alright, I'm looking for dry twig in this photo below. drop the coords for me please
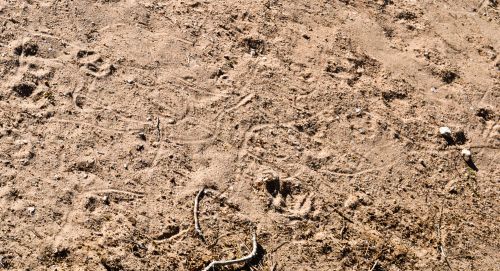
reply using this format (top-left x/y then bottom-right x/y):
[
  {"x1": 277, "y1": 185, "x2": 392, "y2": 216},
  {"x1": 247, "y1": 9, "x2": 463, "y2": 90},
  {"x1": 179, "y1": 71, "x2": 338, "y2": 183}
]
[
  {"x1": 437, "y1": 201, "x2": 453, "y2": 270},
  {"x1": 334, "y1": 209, "x2": 354, "y2": 223},
  {"x1": 340, "y1": 219, "x2": 347, "y2": 240},
  {"x1": 194, "y1": 187, "x2": 205, "y2": 242},
  {"x1": 269, "y1": 241, "x2": 288, "y2": 254},
  {"x1": 369, "y1": 260, "x2": 379, "y2": 271},
  {"x1": 202, "y1": 233, "x2": 258, "y2": 271},
  {"x1": 156, "y1": 117, "x2": 161, "y2": 142}
]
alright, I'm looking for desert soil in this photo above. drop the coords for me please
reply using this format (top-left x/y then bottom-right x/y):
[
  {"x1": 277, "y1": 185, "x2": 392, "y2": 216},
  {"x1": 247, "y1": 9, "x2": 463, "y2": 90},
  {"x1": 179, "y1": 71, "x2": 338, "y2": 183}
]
[{"x1": 0, "y1": 0, "x2": 499, "y2": 270}]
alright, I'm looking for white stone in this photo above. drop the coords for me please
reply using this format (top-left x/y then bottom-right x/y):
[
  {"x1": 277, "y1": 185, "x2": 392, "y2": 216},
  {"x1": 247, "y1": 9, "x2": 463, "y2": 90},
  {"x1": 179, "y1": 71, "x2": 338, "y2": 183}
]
[
  {"x1": 27, "y1": 207, "x2": 36, "y2": 215},
  {"x1": 439, "y1": 127, "x2": 451, "y2": 136},
  {"x1": 461, "y1": 149, "x2": 472, "y2": 161}
]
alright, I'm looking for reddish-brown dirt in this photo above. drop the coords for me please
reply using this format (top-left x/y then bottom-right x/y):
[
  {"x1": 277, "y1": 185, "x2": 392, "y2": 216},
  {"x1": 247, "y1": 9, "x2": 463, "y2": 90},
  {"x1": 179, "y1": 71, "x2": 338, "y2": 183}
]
[{"x1": 0, "y1": 0, "x2": 499, "y2": 270}]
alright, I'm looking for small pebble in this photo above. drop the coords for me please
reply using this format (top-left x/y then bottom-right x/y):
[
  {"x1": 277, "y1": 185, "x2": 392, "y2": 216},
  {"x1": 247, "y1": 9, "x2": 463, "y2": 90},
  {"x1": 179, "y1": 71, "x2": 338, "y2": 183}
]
[
  {"x1": 27, "y1": 206, "x2": 36, "y2": 215},
  {"x1": 461, "y1": 149, "x2": 472, "y2": 161},
  {"x1": 344, "y1": 194, "x2": 361, "y2": 209},
  {"x1": 419, "y1": 159, "x2": 426, "y2": 167},
  {"x1": 272, "y1": 194, "x2": 285, "y2": 209},
  {"x1": 439, "y1": 126, "x2": 452, "y2": 137},
  {"x1": 439, "y1": 127, "x2": 454, "y2": 144},
  {"x1": 445, "y1": 180, "x2": 458, "y2": 194}
]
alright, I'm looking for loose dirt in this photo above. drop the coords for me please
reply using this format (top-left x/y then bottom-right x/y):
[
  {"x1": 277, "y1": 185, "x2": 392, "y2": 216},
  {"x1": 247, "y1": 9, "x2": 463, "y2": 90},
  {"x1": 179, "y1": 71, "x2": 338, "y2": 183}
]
[{"x1": 0, "y1": 0, "x2": 499, "y2": 270}]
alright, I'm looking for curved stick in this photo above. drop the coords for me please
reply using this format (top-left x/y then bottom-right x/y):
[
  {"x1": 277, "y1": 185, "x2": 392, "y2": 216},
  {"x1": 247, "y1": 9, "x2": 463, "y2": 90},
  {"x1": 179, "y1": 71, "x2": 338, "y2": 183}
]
[
  {"x1": 194, "y1": 187, "x2": 205, "y2": 241},
  {"x1": 202, "y1": 233, "x2": 258, "y2": 271}
]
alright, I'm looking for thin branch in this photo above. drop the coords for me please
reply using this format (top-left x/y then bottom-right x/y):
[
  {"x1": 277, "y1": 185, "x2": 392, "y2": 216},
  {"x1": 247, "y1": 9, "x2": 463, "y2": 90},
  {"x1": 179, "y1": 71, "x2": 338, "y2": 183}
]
[
  {"x1": 270, "y1": 241, "x2": 288, "y2": 254},
  {"x1": 369, "y1": 260, "x2": 379, "y2": 271},
  {"x1": 194, "y1": 187, "x2": 205, "y2": 242},
  {"x1": 437, "y1": 200, "x2": 452, "y2": 270},
  {"x1": 439, "y1": 245, "x2": 453, "y2": 270},
  {"x1": 202, "y1": 233, "x2": 258, "y2": 271},
  {"x1": 437, "y1": 201, "x2": 444, "y2": 241},
  {"x1": 334, "y1": 209, "x2": 354, "y2": 223},
  {"x1": 156, "y1": 117, "x2": 161, "y2": 142},
  {"x1": 340, "y1": 218, "x2": 347, "y2": 240}
]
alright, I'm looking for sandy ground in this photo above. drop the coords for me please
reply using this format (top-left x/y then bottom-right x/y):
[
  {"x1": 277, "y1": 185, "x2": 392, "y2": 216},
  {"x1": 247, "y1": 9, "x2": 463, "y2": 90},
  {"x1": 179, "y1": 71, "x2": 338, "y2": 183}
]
[{"x1": 0, "y1": 0, "x2": 499, "y2": 270}]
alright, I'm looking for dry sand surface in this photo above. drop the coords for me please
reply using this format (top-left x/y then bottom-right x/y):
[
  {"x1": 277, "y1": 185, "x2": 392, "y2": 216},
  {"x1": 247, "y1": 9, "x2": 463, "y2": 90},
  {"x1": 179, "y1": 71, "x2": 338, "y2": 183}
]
[{"x1": 0, "y1": 0, "x2": 499, "y2": 270}]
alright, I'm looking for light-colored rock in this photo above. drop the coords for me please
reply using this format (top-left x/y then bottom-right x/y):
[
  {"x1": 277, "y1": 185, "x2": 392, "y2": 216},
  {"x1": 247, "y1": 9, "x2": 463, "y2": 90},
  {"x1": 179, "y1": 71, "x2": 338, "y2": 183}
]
[
  {"x1": 27, "y1": 206, "x2": 36, "y2": 215},
  {"x1": 461, "y1": 149, "x2": 472, "y2": 161},
  {"x1": 439, "y1": 126, "x2": 451, "y2": 137}
]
